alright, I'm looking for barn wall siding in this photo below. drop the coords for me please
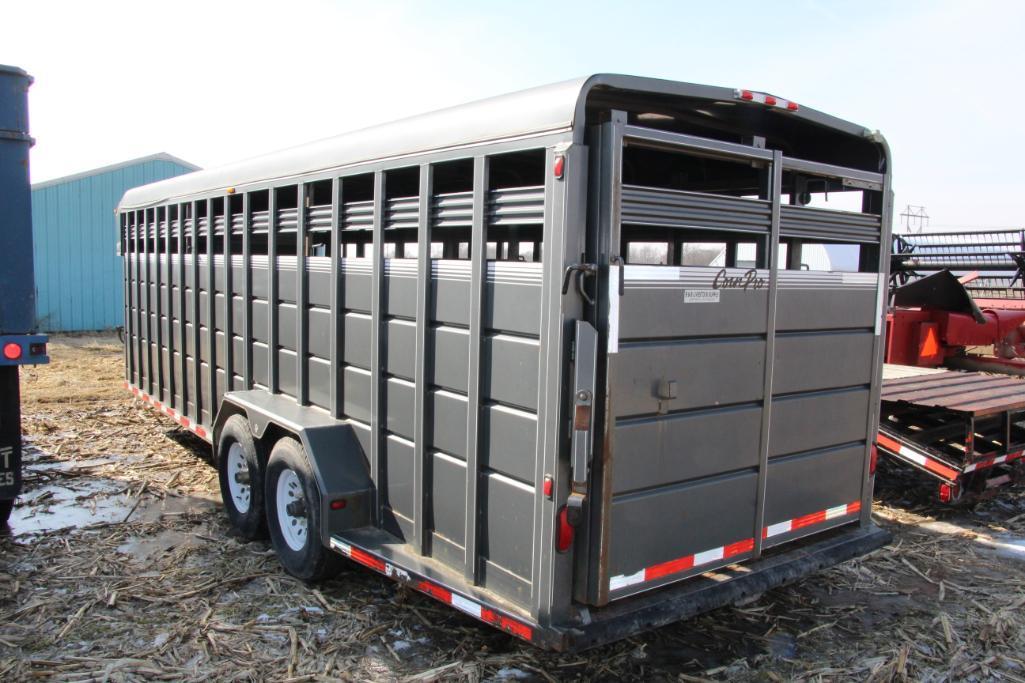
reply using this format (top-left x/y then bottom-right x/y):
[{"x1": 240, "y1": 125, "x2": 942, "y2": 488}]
[{"x1": 32, "y1": 156, "x2": 196, "y2": 332}]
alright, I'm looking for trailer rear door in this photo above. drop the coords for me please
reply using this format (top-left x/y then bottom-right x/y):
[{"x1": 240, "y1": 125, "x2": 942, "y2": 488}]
[{"x1": 582, "y1": 121, "x2": 887, "y2": 603}]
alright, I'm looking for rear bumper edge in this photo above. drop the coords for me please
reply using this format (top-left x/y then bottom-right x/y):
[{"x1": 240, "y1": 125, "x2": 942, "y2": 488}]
[{"x1": 558, "y1": 522, "x2": 891, "y2": 651}]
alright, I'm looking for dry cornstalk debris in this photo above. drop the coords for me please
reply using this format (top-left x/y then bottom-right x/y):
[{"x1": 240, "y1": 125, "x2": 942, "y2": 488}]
[{"x1": 0, "y1": 334, "x2": 1023, "y2": 681}]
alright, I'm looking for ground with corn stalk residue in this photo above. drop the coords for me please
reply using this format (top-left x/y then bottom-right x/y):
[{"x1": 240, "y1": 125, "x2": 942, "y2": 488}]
[{"x1": 1, "y1": 335, "x2": 1024, "y2": 681}]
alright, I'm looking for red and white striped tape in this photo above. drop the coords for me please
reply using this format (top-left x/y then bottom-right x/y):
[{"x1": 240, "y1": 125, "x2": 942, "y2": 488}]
[
  {"x1": 610, "y1": 500, "x2": 861, "y2": 592},
  {"x1": 763, "y1": 501, "x2": 861, "y2": 539},
  {"x1": 329, "y1": 538, "x2": 533, "y2": 642},
  {"x1": 125, "y1": 381, "x2": 209, "y2": 441},
  {"x1": 877, "y1": 433, "x2": 958, "y2": 481},
  {"x1": 964, "y1": 450, "x2": 1024, "y2": 473}
]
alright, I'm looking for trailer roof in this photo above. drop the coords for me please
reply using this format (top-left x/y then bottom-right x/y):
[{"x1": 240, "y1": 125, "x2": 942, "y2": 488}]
[{"x1": 118, "y1": 74, "x2": 880, "y2": 210}]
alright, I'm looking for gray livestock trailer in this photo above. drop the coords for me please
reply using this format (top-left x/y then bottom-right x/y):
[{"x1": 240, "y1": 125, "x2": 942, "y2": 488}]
[{"x1": 119, "y1": 74, "x2": 892, "y2": 650}]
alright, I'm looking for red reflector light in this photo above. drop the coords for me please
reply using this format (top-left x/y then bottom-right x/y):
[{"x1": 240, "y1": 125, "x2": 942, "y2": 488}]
[
  {"x1": 869, "y1": 443, "x2": 879, "y2": 475},
  {"x1": 330, "y1": 499, "x2": 347, "y2": 510},
  {"x1": 553, "y1": 155, "x2": 565, "y2": 179},
  {"x1": 3, "y1": 343, "x2": 22, "y2": 360},
  {"x1": 938, "y1": 483, "x2": 954, "y2": 504},
  {"x1": 736, "y1": 88, "x2": 798, "y2": 112},
  {"x1": 542, "y1": 476, "x2": 553, "y2": 499},
  {"x1": 556, "y1": 506, "x2": 574, "y2": 553}
]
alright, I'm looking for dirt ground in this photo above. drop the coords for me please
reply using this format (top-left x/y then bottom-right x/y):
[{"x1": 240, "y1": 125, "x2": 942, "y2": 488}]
[{"x1": 1, "y1": 336, "x2": 1024, "y2": 682}]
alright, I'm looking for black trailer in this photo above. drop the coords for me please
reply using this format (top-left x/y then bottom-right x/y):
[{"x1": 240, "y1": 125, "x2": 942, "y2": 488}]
[
  {"x1": 0, "y1": 65, "x2": 49, "y2": 524},
  {"x1": 119, "y1": 75, "x2": 892, "y2": 650}
]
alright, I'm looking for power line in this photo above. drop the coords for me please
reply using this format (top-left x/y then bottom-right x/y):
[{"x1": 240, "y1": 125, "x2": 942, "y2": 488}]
[{"x1": 899, "y1": 204, "x2": 929, "y2": 233}]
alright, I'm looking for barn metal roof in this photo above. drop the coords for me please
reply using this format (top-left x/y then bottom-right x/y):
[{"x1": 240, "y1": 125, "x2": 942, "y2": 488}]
[
  {"x1": 32, "y1": 153, "x2": 199, "y2": 190},
  {"x1": 118, "y1": 74, "x2": 878, "y2": 210}
]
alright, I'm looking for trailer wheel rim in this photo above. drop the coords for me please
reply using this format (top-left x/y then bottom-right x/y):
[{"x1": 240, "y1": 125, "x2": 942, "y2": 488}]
[
  {"x1": 226, "y1": 443, "x2": 251, "y2": 514},
  {"x1": 276, "y1": 468, "x2": 308, "y2": 552}
]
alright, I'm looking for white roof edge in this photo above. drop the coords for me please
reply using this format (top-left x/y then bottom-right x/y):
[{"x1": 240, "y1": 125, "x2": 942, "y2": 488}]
[
  {"x1": 119, "y1": 76, "x2": 593, "y2": 210},
  {"x1": 117, "y1": 73, "x2": 878, "y2": 211},
  {"x1": 32, "y1": 152, "x2": 200, "y2": 191}
]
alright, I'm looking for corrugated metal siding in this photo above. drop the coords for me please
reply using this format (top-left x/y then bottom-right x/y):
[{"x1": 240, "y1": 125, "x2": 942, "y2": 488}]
[{"x1": 32, "y1": 159, "x2": 195, "y2": 332}]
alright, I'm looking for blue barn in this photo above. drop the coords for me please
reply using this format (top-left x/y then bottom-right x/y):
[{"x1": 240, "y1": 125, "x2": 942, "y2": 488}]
[{"x1": 32, "y1": 153, "x2": 198, "y2": 332}]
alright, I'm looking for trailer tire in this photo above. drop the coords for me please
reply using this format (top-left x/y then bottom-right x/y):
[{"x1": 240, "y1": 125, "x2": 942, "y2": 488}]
[
  {"x1": 265, "y1": 437, "x2": 341, "y2": 582},
  {"x1": 0, "y1": 498, "x2": 12, "y2": 525},
  {"x1": 217, "y1": 415, "x2": 267, "y2": 540}
]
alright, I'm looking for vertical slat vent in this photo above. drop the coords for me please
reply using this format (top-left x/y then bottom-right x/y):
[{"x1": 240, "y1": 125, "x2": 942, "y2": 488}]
[
  {"x1": 432, "y1": 191, "x2": 473, "y2": 228},
  {"x1": 620, "y1": 185, "x2": 772, "y2": 233},
  {"x1": 779, "y1": 205, "x2": 880, "y2": 243},
  {"x1": 307, "y1": 205, "x2": 333, "y2": 232},
  {"x1": 488, "y1": 186, "x2": 545, "y2": 225},
  {"x1": 385, "y1": 196, "x2": 420, "y2": 230},
  {"x1": 344, "y1": 200, "x2": 374, "y2": 230}
]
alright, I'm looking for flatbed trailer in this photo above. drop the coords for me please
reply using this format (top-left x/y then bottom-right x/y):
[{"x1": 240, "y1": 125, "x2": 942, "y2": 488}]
[
  {"x1": 119, "y1": 74, "x2": 892, "y2": 649},
  {"x1": 877, "y1": 364, "x2": 1025, "y2": 502}
]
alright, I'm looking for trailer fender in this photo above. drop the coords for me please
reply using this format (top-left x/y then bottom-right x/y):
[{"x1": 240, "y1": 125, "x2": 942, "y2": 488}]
[{"x1": 214, "y1": 391, "x2": 373, "y2": 545}]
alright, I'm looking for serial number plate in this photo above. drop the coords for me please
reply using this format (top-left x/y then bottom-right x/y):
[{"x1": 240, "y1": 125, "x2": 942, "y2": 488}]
[{"x1": 683, "y1": 289, "x2": 720, "y2": 304}]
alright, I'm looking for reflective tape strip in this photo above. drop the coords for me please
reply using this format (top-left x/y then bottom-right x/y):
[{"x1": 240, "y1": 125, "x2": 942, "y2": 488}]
[
  {"x1": 451, "y1": 593, "x2": 482, "y2": 618},
  {"x1": 611, "y1": 536, "x2": 756, "y2": 590},
  {"x1": 877, "y1": 432, "x2": 960, "y2": 481},
  {"x1": 693, "y1": 546, "x2": 725, "y2": 566},
  {"x1": 824, "y1": 504, "x2": 850, "y2": 520},
  {"x1": 610, "y1": 569, "x2": 645, "y2": 591},
  {"x1": 610, "y1": 500, "x2": 861, "y2": 592},
  {"x1": 416, "y1": 580, "x2": 451, "y2": 603},
  {"x1": 125, "y1": 383, "x2": 210, "y2": 443},
  {"x1": 876, "y1": 433, "x2": 902, "y2": 453},
  {"x1": 964, "y1": 450, "x2": 1023, "y2": 473},
  {"x1": 328, "y1": 537, "x2": 534, "y2": 642}
]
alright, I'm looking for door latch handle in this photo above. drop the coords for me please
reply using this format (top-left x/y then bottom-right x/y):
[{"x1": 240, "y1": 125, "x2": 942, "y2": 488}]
[
  {"x1": 656, "y1": 379, "x2": 677, "y2": 415},
  {"x1": 657, "y1": 379, "x2": 678, "y2": 400},
  {"x1": 561, "y1": 263, "x2": 598, "y2": 306}
]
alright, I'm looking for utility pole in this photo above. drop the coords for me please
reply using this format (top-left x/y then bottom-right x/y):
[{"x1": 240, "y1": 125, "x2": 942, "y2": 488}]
[{"x1": 899, "y1": 204, "x2": 929, "y2": 233}]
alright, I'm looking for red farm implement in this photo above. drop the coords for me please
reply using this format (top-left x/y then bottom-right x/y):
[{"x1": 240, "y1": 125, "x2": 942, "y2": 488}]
[{"x1": 880, "y1": 229, "x2": 1025, "y2": 502}]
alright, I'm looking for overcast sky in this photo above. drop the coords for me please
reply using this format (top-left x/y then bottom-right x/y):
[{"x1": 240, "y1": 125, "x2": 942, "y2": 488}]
[{"x1": 4, "y1": 0, "x2": 1023, "y2": 231}]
